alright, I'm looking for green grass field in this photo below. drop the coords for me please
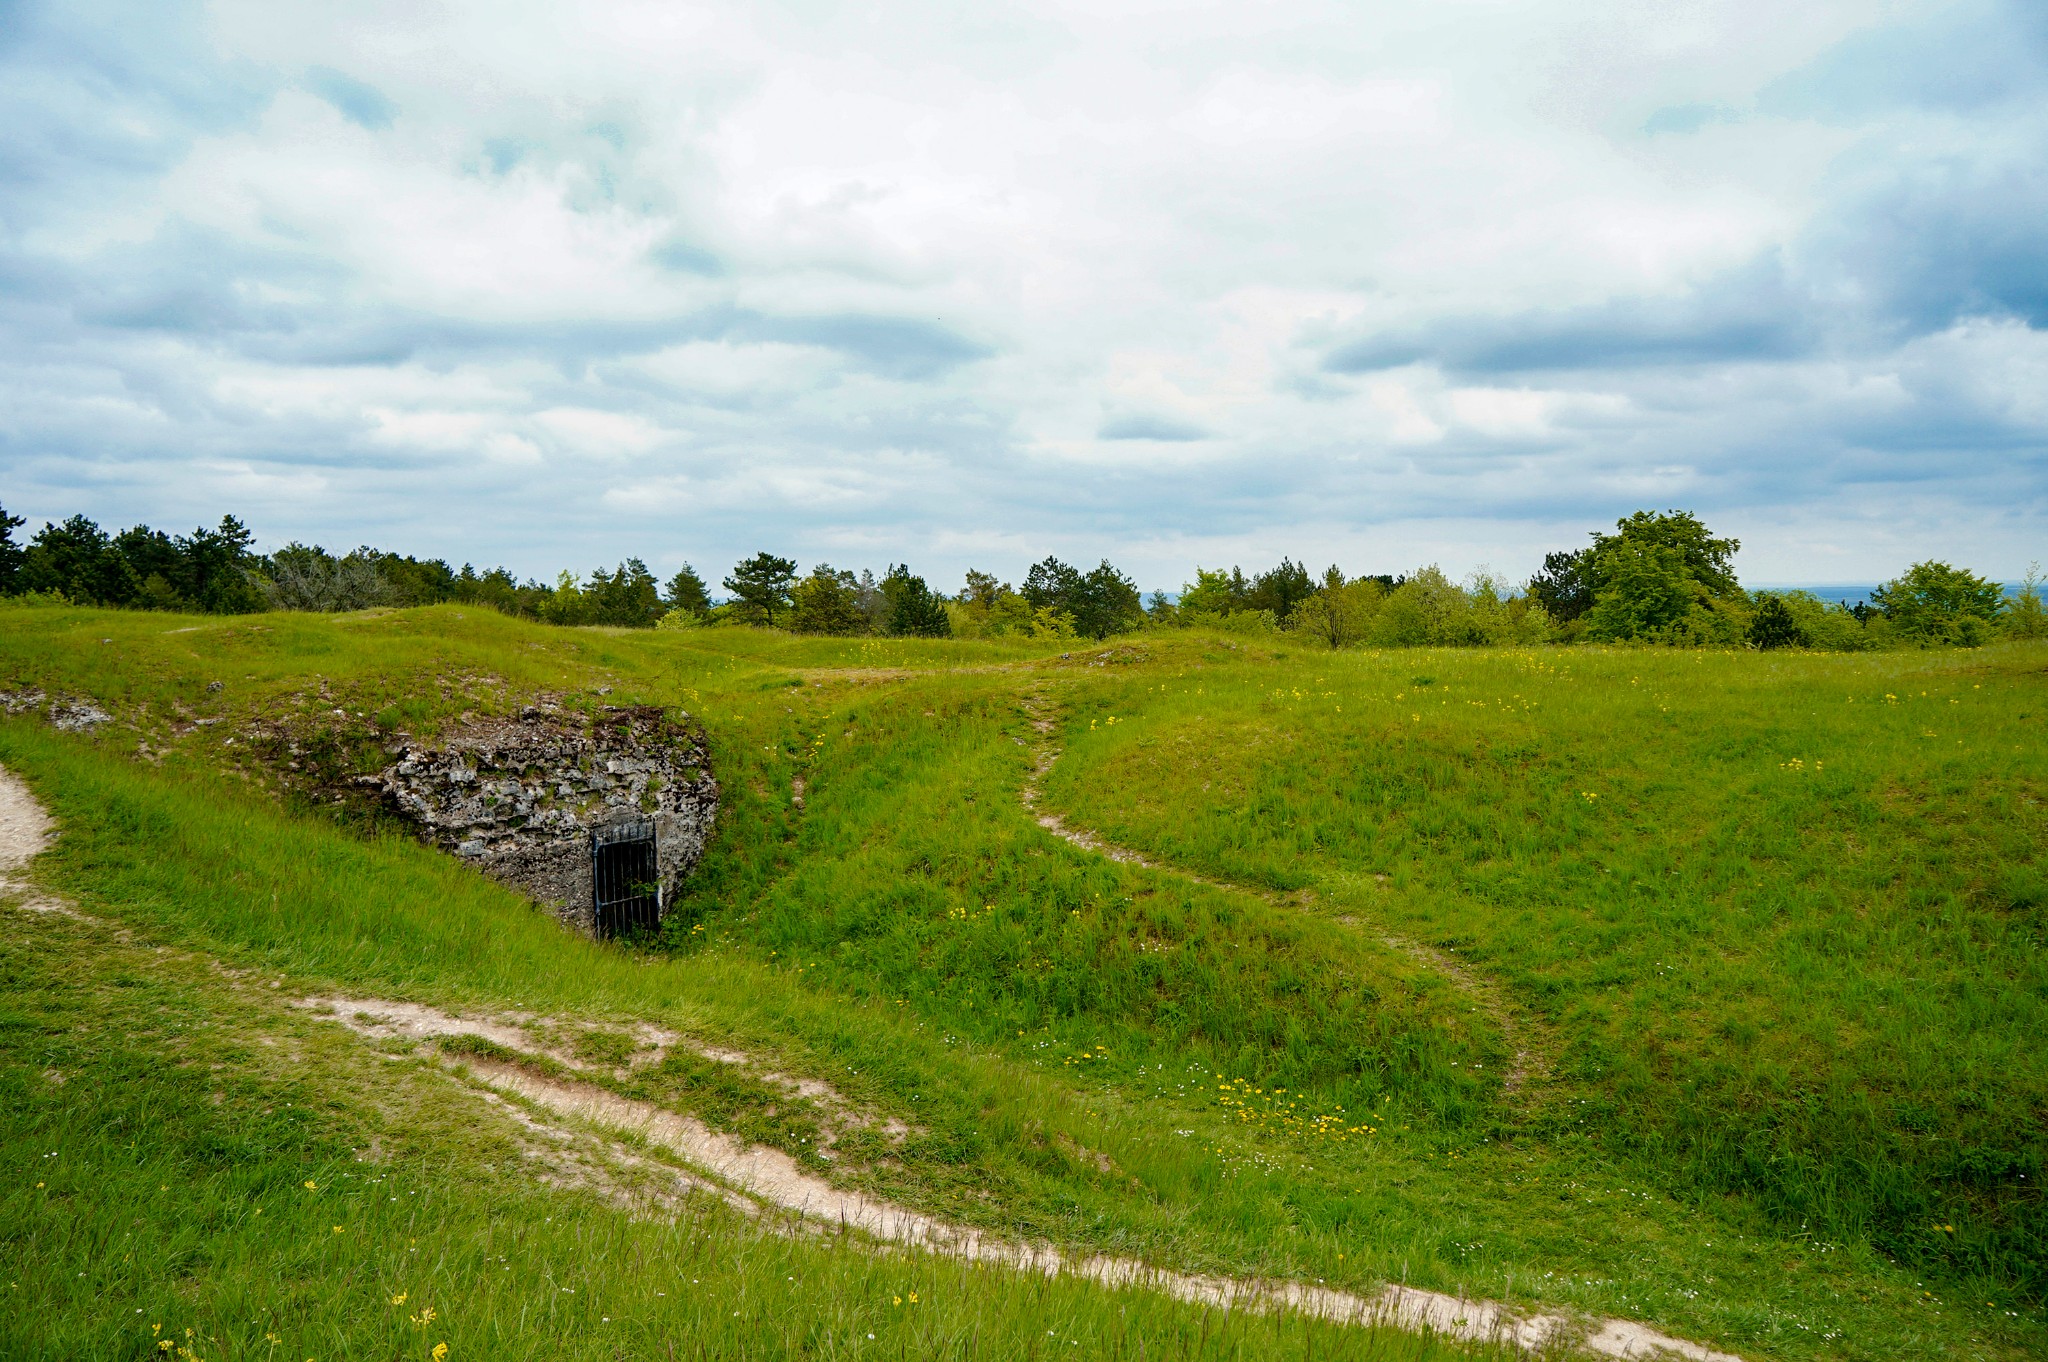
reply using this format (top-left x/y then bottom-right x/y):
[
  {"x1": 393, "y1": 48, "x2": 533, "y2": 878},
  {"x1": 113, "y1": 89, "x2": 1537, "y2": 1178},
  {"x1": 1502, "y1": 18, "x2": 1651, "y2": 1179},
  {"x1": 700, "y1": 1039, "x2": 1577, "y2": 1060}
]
[{"x1": 0, "y1": 602, "x2": 2042, "y2": 1360}]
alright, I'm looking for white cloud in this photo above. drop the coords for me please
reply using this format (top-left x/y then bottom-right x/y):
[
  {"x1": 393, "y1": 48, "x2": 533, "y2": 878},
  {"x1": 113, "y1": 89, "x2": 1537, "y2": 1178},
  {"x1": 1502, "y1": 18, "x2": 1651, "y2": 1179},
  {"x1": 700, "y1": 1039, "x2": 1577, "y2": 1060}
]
[{"x1": 1, "y1": 0, "x2": 2043, "y2": 587}]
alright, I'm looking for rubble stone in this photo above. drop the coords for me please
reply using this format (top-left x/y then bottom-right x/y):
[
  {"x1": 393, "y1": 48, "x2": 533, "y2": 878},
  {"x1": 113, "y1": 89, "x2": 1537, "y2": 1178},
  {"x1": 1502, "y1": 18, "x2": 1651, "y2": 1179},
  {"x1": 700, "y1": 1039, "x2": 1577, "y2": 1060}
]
[{"x1": 368, "y1": 704, "x2": 717, "y2": 934}]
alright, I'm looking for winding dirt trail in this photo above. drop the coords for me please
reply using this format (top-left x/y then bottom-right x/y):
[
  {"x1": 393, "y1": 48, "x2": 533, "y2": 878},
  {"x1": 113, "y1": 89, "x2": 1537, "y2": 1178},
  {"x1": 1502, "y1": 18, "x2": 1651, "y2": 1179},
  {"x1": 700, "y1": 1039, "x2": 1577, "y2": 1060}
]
[
  {"x1": 0, "y1": 759, "x2": 1738, "y2": 1360},
  {"x1": 301, "y1": 993, "x2": 1736, "y2": 1361},
  {"x1": 1015, "y1": 690, "x2": 1556, "y2": 1101}
]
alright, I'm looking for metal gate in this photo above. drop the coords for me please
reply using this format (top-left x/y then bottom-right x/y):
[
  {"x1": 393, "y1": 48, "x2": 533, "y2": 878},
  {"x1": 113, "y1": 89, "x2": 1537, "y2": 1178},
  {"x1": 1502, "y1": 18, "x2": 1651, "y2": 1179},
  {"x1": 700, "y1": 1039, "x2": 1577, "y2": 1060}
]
[{"x1": 591, "y1": 819, "x2": 660, "y2": 938}]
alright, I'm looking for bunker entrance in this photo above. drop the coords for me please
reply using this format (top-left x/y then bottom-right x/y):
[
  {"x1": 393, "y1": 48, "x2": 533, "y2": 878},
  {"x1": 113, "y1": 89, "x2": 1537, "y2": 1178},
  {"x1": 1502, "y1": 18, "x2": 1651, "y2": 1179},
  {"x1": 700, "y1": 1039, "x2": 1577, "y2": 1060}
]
[{"x1": 592, "y1": 819, "x2": 660, "y2": 939}]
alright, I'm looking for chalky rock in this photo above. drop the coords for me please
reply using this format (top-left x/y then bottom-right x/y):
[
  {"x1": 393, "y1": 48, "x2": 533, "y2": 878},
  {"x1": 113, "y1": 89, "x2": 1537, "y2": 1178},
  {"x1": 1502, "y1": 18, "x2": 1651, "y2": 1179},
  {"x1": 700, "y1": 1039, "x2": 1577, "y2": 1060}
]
[
  {"x1": 48, "y1": 701, "x2": 113, "y2": 732},
  {"x1": 372, "y1": 704, "x2": 717, "y2": 934},
  {"x1": 1, "y1": 690, "x2": 112, "y2": 731}
]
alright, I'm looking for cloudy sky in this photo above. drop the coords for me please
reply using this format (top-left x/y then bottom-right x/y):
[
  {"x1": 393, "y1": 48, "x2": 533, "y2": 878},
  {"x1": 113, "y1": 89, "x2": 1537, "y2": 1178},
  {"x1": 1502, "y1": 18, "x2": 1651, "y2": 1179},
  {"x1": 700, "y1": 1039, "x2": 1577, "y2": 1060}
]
[{"x1": 3, "y1": 0, "x2": 2044, "y2": 591}]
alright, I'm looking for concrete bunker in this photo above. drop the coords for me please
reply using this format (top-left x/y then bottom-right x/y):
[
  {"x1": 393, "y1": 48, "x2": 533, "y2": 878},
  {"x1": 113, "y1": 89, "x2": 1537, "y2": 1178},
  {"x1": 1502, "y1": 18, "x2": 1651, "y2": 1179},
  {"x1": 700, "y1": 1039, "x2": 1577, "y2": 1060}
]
[{"x1": 370, "y1": 703, "x2": 717, "y2": 936}]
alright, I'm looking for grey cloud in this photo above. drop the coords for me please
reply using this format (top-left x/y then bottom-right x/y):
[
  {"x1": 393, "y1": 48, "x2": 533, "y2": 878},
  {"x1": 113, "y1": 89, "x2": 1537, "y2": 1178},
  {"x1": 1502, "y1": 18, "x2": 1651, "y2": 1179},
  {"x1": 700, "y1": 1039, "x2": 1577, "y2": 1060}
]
[
  {"x1": 1324, "y1": 257, "x2": 1813, "y2": 377},
  {"x1": 0, "y1": 0, "x2": 268, "y2": 225},
  {"x1": 8, "y1": 213, "x2": 992, "y2": 380},
  {"x1": 1328, "y1": 98, "x2": 2048, "y2": 382},
  {"x1": 733, "y1": 314, "x2": 993, "y2": 380},
  {"x1": 1813, "y1": 140, "x2": 2048, "y2": 333}
]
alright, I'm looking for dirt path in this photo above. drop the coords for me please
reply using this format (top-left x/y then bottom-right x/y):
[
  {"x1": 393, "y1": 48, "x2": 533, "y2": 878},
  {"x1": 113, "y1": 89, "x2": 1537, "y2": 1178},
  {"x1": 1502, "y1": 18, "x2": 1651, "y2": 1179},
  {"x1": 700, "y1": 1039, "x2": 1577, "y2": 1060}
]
[
  {"x1": 302, "y1": 993, "x2": 1738, "y2": 1361},
  {"x1": 1015, "y1": 691, "x2": 1555, "y2": 1101},
  {"x1": 0, "y1": 758, "x2": 68, "y2": 916},
  {"x1": 0, "y1": 759, "x2": 1737, "y2": 1360}
]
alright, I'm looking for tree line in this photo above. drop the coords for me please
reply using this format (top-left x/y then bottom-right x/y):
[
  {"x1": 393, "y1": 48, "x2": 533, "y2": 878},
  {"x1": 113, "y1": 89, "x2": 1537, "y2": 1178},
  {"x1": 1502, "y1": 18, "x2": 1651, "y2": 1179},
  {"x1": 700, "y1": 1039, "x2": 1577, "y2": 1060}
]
[
  {"x1": 2, "y1": 503, "x2": 2039, "y2": 649},
  {"x1": 0, "y1": 507, "x2": 679, "y2": 626}
]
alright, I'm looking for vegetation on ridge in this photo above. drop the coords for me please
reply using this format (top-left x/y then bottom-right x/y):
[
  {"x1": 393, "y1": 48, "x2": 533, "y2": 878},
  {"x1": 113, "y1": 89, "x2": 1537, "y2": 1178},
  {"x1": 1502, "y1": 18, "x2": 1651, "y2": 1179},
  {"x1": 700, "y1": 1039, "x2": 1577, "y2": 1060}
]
[{"x1": 6, "y1": 502, "x2": 2040, "y2": 651}]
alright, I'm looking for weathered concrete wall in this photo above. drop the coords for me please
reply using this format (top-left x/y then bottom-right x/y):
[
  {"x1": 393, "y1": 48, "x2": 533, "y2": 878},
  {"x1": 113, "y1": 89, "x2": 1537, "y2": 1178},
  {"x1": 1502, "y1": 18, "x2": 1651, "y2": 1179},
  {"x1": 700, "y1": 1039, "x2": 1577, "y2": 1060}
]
[{"x1": 371, "y1": 703, "x2": 717, "y2": 934}]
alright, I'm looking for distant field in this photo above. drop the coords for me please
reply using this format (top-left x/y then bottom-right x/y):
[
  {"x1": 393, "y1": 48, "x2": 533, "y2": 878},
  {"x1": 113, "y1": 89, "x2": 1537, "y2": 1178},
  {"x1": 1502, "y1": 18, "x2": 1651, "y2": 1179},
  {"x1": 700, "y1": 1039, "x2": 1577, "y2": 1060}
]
[{"x1": 0, "y1": 603, "x2": 2041, "y2": 1360}]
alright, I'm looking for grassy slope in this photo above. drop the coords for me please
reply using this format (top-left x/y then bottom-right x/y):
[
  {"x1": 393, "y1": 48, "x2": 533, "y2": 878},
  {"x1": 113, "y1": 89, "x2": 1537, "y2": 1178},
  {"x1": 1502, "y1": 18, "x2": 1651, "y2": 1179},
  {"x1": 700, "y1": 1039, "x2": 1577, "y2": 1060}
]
[
  {"x1": 0, "y1": 900, "x2": 1496, "y2": 1362},
  {"x1": 0, "y1": 603, "x2": 2041, "y2": 1360},
  {"x1": 1041, "y1": 642, "x2": 2048, "y2": 1288}
]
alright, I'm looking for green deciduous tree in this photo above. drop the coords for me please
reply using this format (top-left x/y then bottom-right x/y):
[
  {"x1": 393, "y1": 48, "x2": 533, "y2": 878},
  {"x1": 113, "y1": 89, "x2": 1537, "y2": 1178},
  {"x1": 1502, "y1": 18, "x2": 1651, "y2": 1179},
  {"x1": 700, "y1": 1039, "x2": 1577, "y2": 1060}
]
[
  {"x1": 1288, "y1": 566, "x2": 1381, "y2": 649},
  {"x1": 1593, "y1": 509, "x2": 1741, "y2": 596},
  {"x1": 1578, "y1": 510, "x2": 1744, "y2": 644},
  {"x1": 1028, "y1": 604, "x2": 1078, "y2": 639},
  {"x1": 954, "y1": 570, "x2": 1033, "y2": 638},
  {"x1": 723, "y1": 552, "x2": 798, "y2": 627},
  {"x1": 537, "y1": 570, "x2": 590, "y2": 626},
  {"x1": 1176, "y1": 566, "x2": 1249, "y2": 618},
  {"x1": 1583, "y1": 539, "x2": 1699, "y2": 642},
  {"x1": 1871, "y1": 560, "x2": 2006, "y2": 646},
  {"x1": 790, "y1": 565, "x2": 870, "y2": 636}
]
